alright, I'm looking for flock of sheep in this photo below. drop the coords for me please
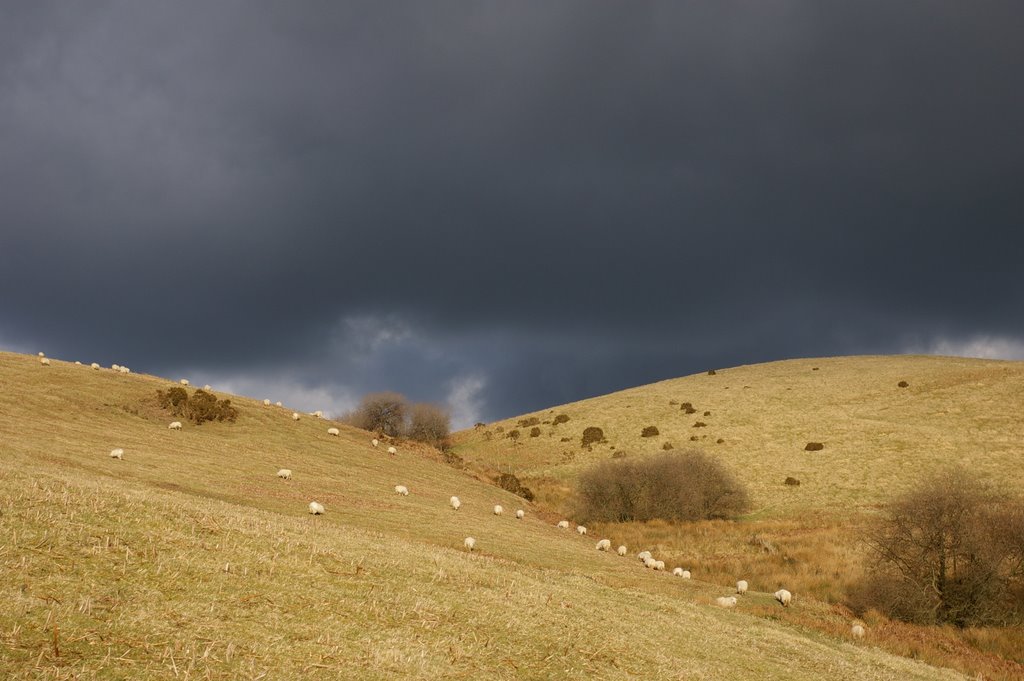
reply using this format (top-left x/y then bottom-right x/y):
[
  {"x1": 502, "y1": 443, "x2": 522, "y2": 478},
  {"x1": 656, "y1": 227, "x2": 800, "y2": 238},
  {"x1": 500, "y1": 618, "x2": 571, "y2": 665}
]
[{"x1": 40, "y1": 351, "x2": 867, "y2": 642}]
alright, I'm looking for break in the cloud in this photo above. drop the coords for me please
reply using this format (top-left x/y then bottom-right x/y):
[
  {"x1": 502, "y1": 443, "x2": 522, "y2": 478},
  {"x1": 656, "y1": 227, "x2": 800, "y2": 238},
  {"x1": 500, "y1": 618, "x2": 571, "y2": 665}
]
[
  {"x1": 1, "y1": 2, "x2": 1022, "y2": 421},
  {"x1": 909, "y1": 336, "x2": 1024, "y2": 361}
]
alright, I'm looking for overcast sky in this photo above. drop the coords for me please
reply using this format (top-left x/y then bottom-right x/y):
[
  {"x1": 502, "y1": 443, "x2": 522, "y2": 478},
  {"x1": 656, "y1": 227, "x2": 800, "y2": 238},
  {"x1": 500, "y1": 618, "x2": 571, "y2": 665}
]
[{"x1": 2, "y1": 2, "x2": 1022, "y2": 426}]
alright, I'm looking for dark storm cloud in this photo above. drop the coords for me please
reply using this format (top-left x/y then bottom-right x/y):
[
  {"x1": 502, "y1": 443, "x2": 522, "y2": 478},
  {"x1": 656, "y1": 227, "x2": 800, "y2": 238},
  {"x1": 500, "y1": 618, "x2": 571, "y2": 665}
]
[{"x1": 2, "y1": 2, "x2": 1023, "y2": 423}]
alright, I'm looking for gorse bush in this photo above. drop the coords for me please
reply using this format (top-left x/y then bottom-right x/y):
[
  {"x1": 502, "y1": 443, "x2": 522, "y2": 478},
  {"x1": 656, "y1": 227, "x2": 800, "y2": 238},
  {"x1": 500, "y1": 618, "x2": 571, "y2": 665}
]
[
  {"x1": 156, "y1": 388, "x2": 238, "y2": 425},
  {"x1": 581, "y1": 426, "x2": 605, "y2": 447},
  {"x1": 641, "y1": 426, "x2": 659, "y2": 437},
  {"x1": 496, "y1": 472, "x2": 535, "y2": 502},
  {"x1": 552, "y1": 414, "x2": 570, "y2": 425},
  {"x1": 574, "y1": 450, "x2": 750, "y2": 524},
  {"x1": 848, "y1": 468, "x2": 1024, "y2": 627}
]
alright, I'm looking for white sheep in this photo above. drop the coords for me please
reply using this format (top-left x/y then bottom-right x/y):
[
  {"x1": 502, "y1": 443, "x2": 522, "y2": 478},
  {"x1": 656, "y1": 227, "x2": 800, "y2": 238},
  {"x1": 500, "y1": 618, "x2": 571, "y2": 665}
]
[
  {"x1": 637, "y1": 551, "x2": 652, "y2": 563},
  {"x1": 596, "y1": 539, "x2": 611, "y2": 551},
  {"x1": 576, "y1": 525, "x2": 587, "y2": 536},
  {"x1": 715, "y1": 596, "x2": 738, "y2": 608},
  {"x1": 180, "y1": 379, "x2": 189, "y2": 386},
  {"x1": 109, "y1": 448, "x2": 124, "y2": 460},
  {"x1": 557, "y1": 520, "x2": 570, "y2": 529},
  {"x1": 309, "y1": 501, "x2": 325, "y2": 515},
  {"x1": 112, "y1": 364, "x2": 120, "y2": 371},
  {"x1": 313, "y1": 410, "x2": 323, "y2": 418},
  {"x1": 327, "y1": 427, "x2": 340, "y2": 436},
  {"x1": 75, "y1": 361, "x2": 82, "y2": 365},
  {"x1": 263, "y1": 399, "x2": 271, "y2": 406},
  {"x1": 203, "y1": 384, "x2": 212, "y2": 391},
  {"x1": 681, "y1": 570, "x2": 692, "y2": 579},
  {"x1": 493, "y1": 505, "x2": 504, "y2": 515},
  {"x1": 774, "y1": 589, "x2": 792, "y2": 607},
  {"x1": 275, "y1": 401, "x2": 282, "y2": 407},
  {"x1": 387, "y1": 446, "x2": 397, "y2": 455},
  {"x1": 672, "y1": 567, "x2": 684, "y2": 577},
  {"x1": 464, "y1": 537, "x2": 476, "y2": 551},
  {"x1": 450, "y1": 496, "x2": 461, "y2": 510},
  {"x1": 292, "y1": 412, "x2": 300, "y2": 421},
  {"x1": 38, "y1": 352, "x2": 45, "y2": 357},
  {"x1": 168, "y1": 421, "x2": 183, "y2": 430},
  {"x1": 371, "y1": 438, "x2": 379, "y2": 447},
  {"x1": 851, "y1": 624, "x2": 865, "y2": 639},
  {"x1": 119, "y1": 366, "x2": 130, "y2": 374},
  {"x1": 277, "y1": 469, "x2": 292, "y2": 480},
  {"x1": 515, "y1": 509, "x2": 525, "y2": 519},
  {"x1": 395, "y1": 485, "x2": 409, "y2": 496},
  {"x1": 617, "y1": 545, "x2": 627, "y2": 556},
  {"x1": 39, "y1": 357, "x2": 50, "y2": 366},
  {"x1": 644, "y1": 556, "x2": 657, "y2": 569},
  {"x1": 654, "y1": 560, "x2": 666, "y2": 571},
  {"x1": 736, "y1": 580, "x2": 748, "y2": 595},
  {"x1": 91, "y1": 363, "x2": 100, "y2": 370}
]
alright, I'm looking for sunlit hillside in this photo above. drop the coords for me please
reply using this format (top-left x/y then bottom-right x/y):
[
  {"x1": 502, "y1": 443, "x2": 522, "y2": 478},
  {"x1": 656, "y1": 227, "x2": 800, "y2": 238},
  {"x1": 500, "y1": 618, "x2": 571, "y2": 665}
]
[{"x1": 0, "y1": 351, "x2": 968, "y2": 680}]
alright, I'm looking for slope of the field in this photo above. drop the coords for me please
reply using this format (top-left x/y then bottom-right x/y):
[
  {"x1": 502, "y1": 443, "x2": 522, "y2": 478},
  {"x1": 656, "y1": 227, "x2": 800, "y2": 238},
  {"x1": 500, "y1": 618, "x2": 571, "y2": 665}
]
[
  {"x1": 0, "y1": 351, "x2": 964, "y2": 680},
  {"x1": 453, "y1": 355, "x2": 1024, "y2": 518}
]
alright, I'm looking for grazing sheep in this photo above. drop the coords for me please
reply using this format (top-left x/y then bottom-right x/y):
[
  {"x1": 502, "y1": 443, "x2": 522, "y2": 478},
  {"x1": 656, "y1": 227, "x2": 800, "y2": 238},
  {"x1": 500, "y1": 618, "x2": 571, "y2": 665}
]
[
  {"x1": 119, "y1": 366, "x2": 130, "y2": 374},
  {"x1": 313, "y1": 410, "x2": 323, "y2": 418},
  {"x1": 275, "y1": 401, "x2": 282, "y2": 407},
  {"x1": 263, "y1": 399, "x2": 271, "y2": 406},
  {"x1": 557, "y1": 520, "x2": 570, "y2": 529},
  {"x1": 774, "y1": 589, "x2": 792, "y2": 607},
  {"x1": 203, "y1": 384, "x2": 212, "y2": 391},
  {"x1": 109, "y1": 448, "x2": 124, "y2": 460},
  {"x1": 851, "y1": 624, "x2": 865, "y2": 639},
  {"x1": 39, "y1": 357, "x2": 50, "y2": 366},
  {"x1": 654, "y1": 560, "x2": 666, "y2": 571},
  {"x1": 75, "y1": 361, "x2": 82, "y2": 365},
  {"x1": 715, "y1": 596, "x2": 738, "y2": 608},
  {"x1": 681, "y1": 570, "x2": 692, "y2": 579},
  {"x1": 596, "y1": 539, "x2": 611, "y2": 551},
  {"x1": 672, "y1": 567, "x2": 684, "y2": 577},
  {"x1": 644, "y1": 557, "x2": 657, "y2": 569},
  {"x1": 464, "y1": 537, "x2": 476, "y2": 551},
  {"x1": 637, "y1": 551, "x2": 652, "y2": 563},
  {"x1": 617, "y1": 545, "x2": 628, "y2": 556},
  {"x1": 736, "y1": 580, "x2": 748, "y2": 595},
  {"x1": 91, "y1": 363, "x2": 100, "y2": 370},
  {"x1": 515, "y1": 509, "x2": 525, "y2": 519},
  {"x1": 112, "y1": 364, "x2": 120, "y2": 371},
  {"x1": 395, "y1": 485, "x2": 409, "y2": 496},
  {"x1": 309, "y1": 501, "x2": 325, "y2": 515},
  {"x1": 180, "y1": 379, "x2": 189, "y2": 386},
  {"x1": 450, "y1": 496, "x2": 461, "y2": 510},
  {"x1": 277, "y1": 469, "x2": 292, "y2": 480},
  {"x1": 327, "y1": 427, "x2": 340, "y2": 436},
  {"x1": 493, "y1": 505, "x2": 504, "y2": 515},
  {"x1": 168, "y1": 421, "x2": 183, "y2": 430},
  {"x1": 371, "y1": 438, "x2": 379, "y2": 447},
  {"x1": 38, "y1": 352, "x2": 45, "y2": 357},
  {"x1": 292, "y1": 412, "x2": 300, "y2": 421},
  {"x1": 387, "y1": 446, "x2": 397, "y2": 455},
  {"x1": 576, "y1": 525, "x2": 587, "y2": 536}
]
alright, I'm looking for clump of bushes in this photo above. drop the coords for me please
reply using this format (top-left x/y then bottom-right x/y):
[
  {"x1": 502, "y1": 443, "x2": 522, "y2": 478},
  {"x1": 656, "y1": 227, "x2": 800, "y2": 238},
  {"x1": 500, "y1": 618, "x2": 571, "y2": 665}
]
[
  {"x1": 716, "y1": 438, "x2": 725, "y2": 444},
  {"x1": 641, "y1": 426, "x2": 660, "y2": 437},
  {"x1": 574, "y1": 450, "x2": 750, "y2": 523},
  {"x1": 348, "y1": 392, "x2": 451, "y2": 446},
  {"x1": 506, "y1": 429, "x2": 521, "y2": 441},
  {"x1": 442, "y1": 450, "x2": 465, "y2": 469},
  {"x1": 898, "y1": 380, "x2": 909, "y2": 388},
  {"x1": 156, "y1": 387, "x2": 238, "y2": 425},
  {"x1": 848, "y1": 469, "x2": 1024, "y2": 627},
  {"x1": 784, "y1": 476, "x2": 801, "y2": 486},
  {"x1": 552, "y1": 413, "x2": 570, "y2": 425},
  {"x1": 805, "y1": 442, "x2": 824, "y2": 451},
  {"x1": 662, "y1": 442, "x2": 674, "y2": 450},
  {"x1": 496, "y1": 472, "x2": 534, "y2": 501},
  {"x1": 560, "y1": 436, "x2": 572, "y2": 442},
  {"x1": 581, "y1": 426, "x2": 605, "y2": 447},
  {"x1": 707, "y1": 369, "x2": 717, "y2": 376},
  {"x1": 529, "y1": 427, "x2": 541, "y2": 438},
  {"x1": 518, "y1": 416, "x2": 540, "y2": 427},
  {"x1": 680, "y1": 402, "x2": 697, "y2": 414},
  {"x1": 703, "y1": 411, "x2": 711, "y2": 417},
  {"x1": 693, "y1": 421, "x2": 707, "y2": 428}
]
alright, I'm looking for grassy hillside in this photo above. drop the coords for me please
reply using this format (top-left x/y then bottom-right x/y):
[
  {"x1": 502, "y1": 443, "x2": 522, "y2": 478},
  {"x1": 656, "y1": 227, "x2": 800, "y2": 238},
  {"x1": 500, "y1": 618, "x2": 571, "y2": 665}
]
[
  {"x1": 0, "y1": 351, "x2": 968, "y2": 680},
  {"x1": 454, "y1": 355, "x2": 1024, "y2": 518}
]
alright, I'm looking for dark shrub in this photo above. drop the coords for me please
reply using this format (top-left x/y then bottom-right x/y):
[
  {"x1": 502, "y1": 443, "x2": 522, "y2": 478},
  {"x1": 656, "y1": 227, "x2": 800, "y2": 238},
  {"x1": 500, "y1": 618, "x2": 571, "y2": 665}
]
[
  {"x1": 552, "y1": 413, "x2": 570, "y2": 426},
  {"x1": 518, "y1": 416, "x2": 540, "y2": 427},
  {"x1": 496, "y1": 472, "x2": 535, "y2": 501},
  {"x1": 442, "y1": 450, "x2": 465, "y2": 469},
  {"x1": 703, "y1": 411, "x2": 711, "y2": 417},
  {"x1": 784, "y1": 477, "x2": 801, "y2": 486},
  {"x1": 707, "y1": 369, "x2": 717, "y2": 375},
  {"x1": 662, "y1": 442, "x2": 673, "y2": 450},
  {"x1": 898, "y1": 381, "x2": 909, "y2": 388},
  {"x1": 574, "y1": 450, "x2": 750, "y2": 523},
  {"x1": 560, "y1": 436, "x2": 572, "y2": 442},
  {"x1": 849, "y1": 469, "x2": 1024, "y2": 626},
  {"x1": 156, "y1": 388, "x2": 238, "y2": 425},
  {"x1": 474, "y1": 422, "x2": 486, "y2": 429},
  {"x1": 693, "y1": 421, "x2": 707, "y2": 428},
  {"x1": 495, "y1": 425, "x2": 505, "y2": 433},
  {"x1": 716, "y1": 438, "x2": 725, "y2": 444},
  {"x1": 351, "y1": 392, "x2": 407, "y2": 436},
  {"x1": 690, "y1": 435, "x2": 699, "y2": 441},
  {"x1": 407, "y1": 403, "x2": 451, "y2": 447},
  {"x1": 529, "y1": 427, "x2": 541, "y2": 438},
  {"x1": 506, "y1": 429, "x2": 520, "y2": 441},
  {"x1": 641, "y1": 426, "x2": 659, "y2": 437},
  {"x1": 805, "y1": 442, "x2": 824, "y2": 451},
  {"x1": 581, "y1": 426, "x2": 605, "y2": 447}
]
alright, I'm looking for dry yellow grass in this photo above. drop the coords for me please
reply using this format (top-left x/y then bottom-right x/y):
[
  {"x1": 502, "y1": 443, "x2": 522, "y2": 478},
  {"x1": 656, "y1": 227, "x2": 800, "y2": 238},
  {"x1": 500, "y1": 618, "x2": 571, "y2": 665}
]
[
  {"x1": 452, "y1": 354, "x2": 1024, "y2": 679},
  {"x1": 0, "y1": 351, "x2": 970, "y2": 679}
]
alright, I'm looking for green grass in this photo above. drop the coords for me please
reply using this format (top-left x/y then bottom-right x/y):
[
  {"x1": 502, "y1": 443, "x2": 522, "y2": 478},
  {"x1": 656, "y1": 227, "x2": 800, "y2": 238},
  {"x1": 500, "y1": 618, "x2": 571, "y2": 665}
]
[{"x1": 0, "y1": 351, "x2": 968, "y2": 679}]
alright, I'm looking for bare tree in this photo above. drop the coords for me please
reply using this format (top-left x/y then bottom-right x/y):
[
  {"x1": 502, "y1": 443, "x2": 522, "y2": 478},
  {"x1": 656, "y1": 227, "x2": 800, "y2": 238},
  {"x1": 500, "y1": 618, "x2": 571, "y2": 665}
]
[
  {"x1": 407, "y1": 402, "x2": 451, "y2": 447},
  {"x1": 351, "y1": 392, "x2": 408, "y2": 436}
]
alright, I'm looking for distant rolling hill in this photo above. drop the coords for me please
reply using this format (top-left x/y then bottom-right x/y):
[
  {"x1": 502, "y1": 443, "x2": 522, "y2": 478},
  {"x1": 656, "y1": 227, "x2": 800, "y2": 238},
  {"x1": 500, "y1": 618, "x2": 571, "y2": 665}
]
[{"x1": 0, "y1": 350, "x2": 968, "y2": 680}]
